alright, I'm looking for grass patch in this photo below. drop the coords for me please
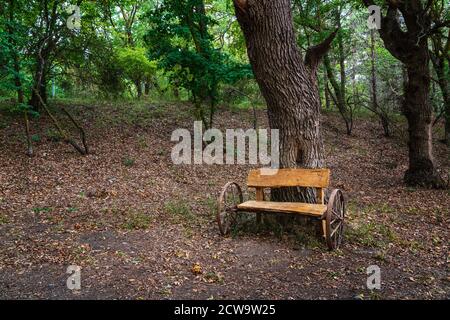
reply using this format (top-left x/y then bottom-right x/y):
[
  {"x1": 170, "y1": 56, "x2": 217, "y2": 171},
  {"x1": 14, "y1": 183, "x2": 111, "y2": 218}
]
[
  {"x1": 46, "y1": 129, "x2": 63, "y2": 142},
  {"x1": 0, "y1": 119, "x2": 8, "y2": 129},
  {"x1": 293, "y1": 226, "x2": 323, "y2": 249},
  {"x1": 32, "y1": 207, "x2": 53, "y2": 214},
  {"x1": 31, "y1": 134, "x2": 41, "y2": 143},
  {"x1": 0, "y1": 213, "x2": 9, "y2": 225},
  {"x1": 164, "y1": 200, "x2": 196, "y2": 224},
  {"x1": 346, "y1": 221, "x2": 397, "y2": 248},
  {"x1": 137, "y1": 135, "x2": 148, "y2": 149},
  {"x1": 199, "y1": 196, "x2": 217, "y2": 216},
  {"x1": 122, "y1": 157, "x2": 135, "y2": 167},
  {"x1": 120, "y1": 211, "x2": 152, "y2": 230},
  {"x1": 345, "y1": 201, "x2": 404, "y2": 248},
  {"x1": 204, "y1": 271, "x2": 224, "y2": 284}
]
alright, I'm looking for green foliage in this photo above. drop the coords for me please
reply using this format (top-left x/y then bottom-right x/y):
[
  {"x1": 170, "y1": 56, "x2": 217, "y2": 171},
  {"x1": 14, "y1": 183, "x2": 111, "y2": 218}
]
[
  {"x1": 32, "y1": 207, "x2": 53, "y2": 214},
  {"x1": 164, "y1": 200, "x2": 196, "y2": 223},
  {"x1": 122, "y1": 156, "x2": 136, "y2": 167},
  {"x1": 0, "y1": 213, "x2": 9, "y2": 225},
  {"x1": 121, "y1": 211, "x2": 152, "y2": 230},
  {"x1": 144, "y1": 0, "x2": 252, "y2": 127},
  {"x1": 116, "y1": 47, "x2": 157, "y2": 87}
]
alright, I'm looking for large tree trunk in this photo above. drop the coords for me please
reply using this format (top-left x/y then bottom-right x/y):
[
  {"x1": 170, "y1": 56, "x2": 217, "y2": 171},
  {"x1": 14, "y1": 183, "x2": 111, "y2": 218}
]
[
  {"x1": 362, "y1": 0, "x2": 445, "y2": 188},
  {"x1": 403, "y1": 59, "x2": 443, "y2": 187},
  {"x1": 234, "y1": 0, "x2": 335, "y2": 202}
]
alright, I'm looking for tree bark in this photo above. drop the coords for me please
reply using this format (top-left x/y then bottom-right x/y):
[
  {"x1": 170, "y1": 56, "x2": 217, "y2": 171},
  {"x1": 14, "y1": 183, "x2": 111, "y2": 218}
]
[
  {"x1": 323, "y1": 64, "x2": 331, "y2": 110},
  {"x1": 324, "y1": 54, "x2": 352, "y2": 135},
  {"x1": 430, "y1": 34, "x2": 450, "y2": 146},
  {"x1": 403, "y1": 61, "x2": 442, "y2": 187},
  {"x1": 234, "y1": 0, "x2": 335, "y2": 202},
  {"x1": 362, "y1": 0, "x2": 445, "y2": 188},
  {"x1": 29, "y1": 62, "x2": 48, "y2": 110}
]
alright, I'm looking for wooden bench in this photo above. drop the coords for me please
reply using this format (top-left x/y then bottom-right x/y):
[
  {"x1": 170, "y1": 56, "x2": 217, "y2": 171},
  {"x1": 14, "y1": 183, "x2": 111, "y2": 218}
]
[{"x1": 216, "y1": 168, "x2": 345, "y2": 250}]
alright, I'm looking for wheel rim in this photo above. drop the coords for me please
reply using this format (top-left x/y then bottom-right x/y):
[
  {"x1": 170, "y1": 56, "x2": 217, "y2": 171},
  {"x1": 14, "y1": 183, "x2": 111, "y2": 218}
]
[
  {"x1": 326, "y1": 189, "x2": 345, "y2": 250},
  {"x1": 217, "y1": 182, "x2": 243, "y2": 235}
]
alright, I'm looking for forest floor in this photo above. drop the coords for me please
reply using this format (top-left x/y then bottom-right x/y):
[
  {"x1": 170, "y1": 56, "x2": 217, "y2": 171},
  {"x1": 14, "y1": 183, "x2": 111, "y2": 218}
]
[{"x1": 0, "y1": 99, "x2": 449, "y2": 300}]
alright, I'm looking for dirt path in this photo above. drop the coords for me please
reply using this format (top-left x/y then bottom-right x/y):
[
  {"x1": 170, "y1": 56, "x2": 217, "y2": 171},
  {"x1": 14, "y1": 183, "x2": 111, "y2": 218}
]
[{"x1": 0, "y1": 102, "x2": 448, "y2": 299}]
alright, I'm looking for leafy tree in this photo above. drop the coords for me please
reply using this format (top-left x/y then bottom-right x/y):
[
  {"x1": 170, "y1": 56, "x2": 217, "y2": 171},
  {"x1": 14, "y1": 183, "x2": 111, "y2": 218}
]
[
  {"x1": 144, "y1": 0, "x2": 251, "y2": 128},
  {"x1": 116, "y1": 47, "x2": 157, "y2": 98}
]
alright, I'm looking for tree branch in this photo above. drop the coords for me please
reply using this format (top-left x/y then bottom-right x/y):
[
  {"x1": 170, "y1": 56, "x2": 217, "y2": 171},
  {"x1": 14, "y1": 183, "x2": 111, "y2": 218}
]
[
  {"x1": 304, "y1": 29, "x2": 338, "y2": 72},
  {"x1": 234, "y1": 0, "x2": 248, "y2": 14}
]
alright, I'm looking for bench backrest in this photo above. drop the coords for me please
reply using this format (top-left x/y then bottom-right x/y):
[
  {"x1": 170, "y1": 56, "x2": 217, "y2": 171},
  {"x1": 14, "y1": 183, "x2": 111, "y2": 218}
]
[
  {"x1": 247, "y1": 168, "x2": 330, "y2": 204},
  {"x1": 247, "y1": 168, "x2": 330, "y2": 188}
]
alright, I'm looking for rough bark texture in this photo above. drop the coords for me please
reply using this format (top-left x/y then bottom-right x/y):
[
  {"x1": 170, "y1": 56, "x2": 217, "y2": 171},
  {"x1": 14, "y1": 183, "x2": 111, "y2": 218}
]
[
  {"x1": 362, "y1": 0, "x2": 445, "y2": 188},
  {"x1": 29, "y1": 57, "x2": 48, "y2": 111},
  {"x1": 234, "y1": 0, "x2": 335, "y2": 202},
  {"x1": 431, "y1": 31, "x2": 450, "y2": 146},
  {"x1": 403, "y1": 60, "x2": 441, "y2": 187}
]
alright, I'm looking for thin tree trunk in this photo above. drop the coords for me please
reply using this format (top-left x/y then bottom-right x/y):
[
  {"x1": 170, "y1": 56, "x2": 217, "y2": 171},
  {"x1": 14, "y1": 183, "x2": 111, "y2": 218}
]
[
  {"x1": 29, "y1": 54, "x2": 48, "y2": 111},
  {"x1": 370, "y1": 30, "x2": 378, "y2": 115},
  {"x1": 370, "y1": 30, "x2": 390, "y2": 137},
  {"x1": 324, "y1": 54, "x2": 352, "y2": 135},
  {"x1": 135, "y1": 80, "x2": 142, "y2": 99}
]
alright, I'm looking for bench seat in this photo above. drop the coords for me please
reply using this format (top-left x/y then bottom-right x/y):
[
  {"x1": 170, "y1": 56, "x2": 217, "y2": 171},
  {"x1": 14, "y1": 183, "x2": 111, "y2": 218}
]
[{"x1": 237, "y1": 200, "x2": 326, "y2": 217}]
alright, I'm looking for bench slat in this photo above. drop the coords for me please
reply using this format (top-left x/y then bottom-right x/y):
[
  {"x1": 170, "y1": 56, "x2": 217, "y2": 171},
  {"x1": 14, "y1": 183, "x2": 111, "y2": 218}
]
[
  {"x1": 238, "y1": 200, "x2": 326, "y2": 217},
  {"x1": 247, "y1": 168, "x2": 330, "y2": 188}
]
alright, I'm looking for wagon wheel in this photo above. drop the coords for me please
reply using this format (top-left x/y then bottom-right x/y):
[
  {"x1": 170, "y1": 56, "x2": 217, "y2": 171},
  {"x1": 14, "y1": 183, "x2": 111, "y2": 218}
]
[
  {"x1": 217, "y1": 182, "x2": 243, "y2": 235},
  {"x1": 325, "y1": 189, "x2": 345, "y2": 250}
]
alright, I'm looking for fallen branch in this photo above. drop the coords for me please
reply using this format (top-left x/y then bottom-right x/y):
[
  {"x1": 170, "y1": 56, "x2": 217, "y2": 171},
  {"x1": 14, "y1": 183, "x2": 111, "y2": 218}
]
[
  {"x1": 33, "y1": 89, "x2": 88, "y2": 155},
  {"x1": 61, "y1": 107, "x2": 89, "y2": 154}
]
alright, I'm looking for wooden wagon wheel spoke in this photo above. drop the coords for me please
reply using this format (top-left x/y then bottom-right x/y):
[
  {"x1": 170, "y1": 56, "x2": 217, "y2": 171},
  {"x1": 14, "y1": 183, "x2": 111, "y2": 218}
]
[
  {"x1": 334, "y1": 225, "x2": 343, "y2": 246},
  {"x1": 217, "y1": 182, "x2": 243, "y2": 236},
  {"x1": 230, "y1": 188, "x2": 237, "y2": 204},
  {"x1": 330, "y1": 219, "x2": 341, "y2": 226},
  {"x1": 330, "y1": 222, "x2": 342, "y2": 238},
  {"x1": 325, "y1": 189, "x2": 346, "y2": 250}
]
